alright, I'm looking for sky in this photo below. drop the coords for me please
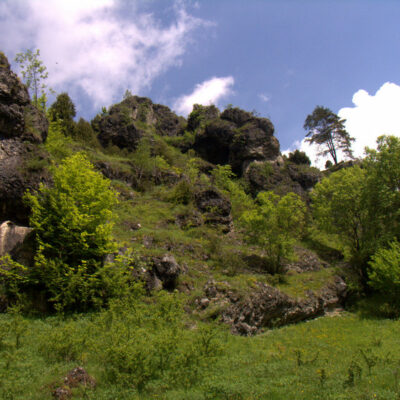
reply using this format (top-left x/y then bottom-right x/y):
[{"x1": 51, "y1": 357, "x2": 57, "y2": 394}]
[{"x1": 1, "y1": 0, "x2": 400, "y2": 167}]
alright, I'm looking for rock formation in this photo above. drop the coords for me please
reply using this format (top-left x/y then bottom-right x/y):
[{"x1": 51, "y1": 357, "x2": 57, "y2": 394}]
[
  {"x1": 0, "y1": 52, "x2": 48, "y2": 143},
  {"x1": 191, "y1": 105, "x2": 280, "y2": 176},
  {"x1": 198, "y1": 276, "x2": 347, "y2": 335},
  {"x1": 194, "y1": 187, "x2": 233, "y2": 232},
  {"x1": 0, "y1": 53, "x2": 50, "y2": 224},
  {"x1": 94, "y1": 95, "x2": 185, "y2": 151}
]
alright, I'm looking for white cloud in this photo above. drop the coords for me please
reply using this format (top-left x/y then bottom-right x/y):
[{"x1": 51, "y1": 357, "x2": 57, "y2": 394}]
[
  {"x1": 173, "y1": 76, "x2": 234, "y2": 116},
  {"x1": 258, "y1": 93, "x2": 270, "y2": 102},
  {"x1": 0, "y1": 0, "x2": 207, "y2": 108},
  {"x1": 285, "y1": 82, "x2": 400, "y2": 169},
  {"x1": 338, "y1": 82, "x2": 400, "y2": 157}
]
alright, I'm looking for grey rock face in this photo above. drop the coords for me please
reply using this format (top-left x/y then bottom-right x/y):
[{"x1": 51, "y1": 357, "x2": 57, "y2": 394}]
[
  {"x1": 0, "y1": 52, "x2": 48, "y2": 143},
  {"x1": 0, "y1": 139, "x2": 50, "y2": 224},
  {"x1": 199, "y1": 276, "x2": 347, "y2": 336},
  {"x1": 192, "y1": 106, "x2": 279, "y2": 175},
  {"x1": 194, "y1": 187, "x2": 232, "y2": 232}
]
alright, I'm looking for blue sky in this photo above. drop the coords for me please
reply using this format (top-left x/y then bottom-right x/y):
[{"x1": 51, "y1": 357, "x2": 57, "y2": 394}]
[{"x1": 1, "y1": 0, "x2": 400, "y2": 166}]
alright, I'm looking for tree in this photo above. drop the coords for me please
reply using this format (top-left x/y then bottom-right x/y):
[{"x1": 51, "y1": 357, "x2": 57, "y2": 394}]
[
  {"x1": 14, "y1": 49, "x2": 51, "y2": 108},
  {"x1": 240, "y1": 191, "x2": 306, "y2": 274},
  {"x1": 311, "y1": 136, "x2": 400, "y2": 283},
  {"x1": 311, "y1": 166, "x2": 368, "y2": 263},
  {"x1": 48, "y1": 92, "x2": 76, "y2": 136},
  {"x1": 288, "y1": 149, "x2": 311, "y2": 166},
  {"x1": 24, "y1": 153, "x2": 119, "y2": 310},
  {"x1": 304, "y1": 106, "x2": 354, "y2": 165}
]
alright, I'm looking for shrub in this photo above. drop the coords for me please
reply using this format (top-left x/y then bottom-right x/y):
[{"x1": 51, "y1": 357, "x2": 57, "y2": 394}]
[
  {"x1": 24, "y1": 153, "x2": 119, "y2": 311},
  {"x1": 368, "y1": 240, "x2": 400, "y2": 301},
  {"x1": 240, "y1": 191, "x2": 306, "y2": 274}
]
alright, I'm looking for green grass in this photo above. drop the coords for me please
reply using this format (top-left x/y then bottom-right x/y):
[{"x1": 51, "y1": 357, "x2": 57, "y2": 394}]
[
  {"x1": 1, "y1": 311, "x2": 399, "y2": 399},
  {"x1": 277, "y1": 268, "x2": 338, "y2": 298}
]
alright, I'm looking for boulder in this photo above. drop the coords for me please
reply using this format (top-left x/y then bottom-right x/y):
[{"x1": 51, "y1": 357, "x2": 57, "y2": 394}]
[
  {"x1": 0, "y1": 220, "x2": 32, "y2": 256},
  {"x1": 0, "y1": 52, "x2": 48, "y2": 143},
  {"x1": 0, "y1": 220, "x2": 35, "y2": 267},
  {"x1": 151, "y1": 254, "x2": 181, "y2": 290},
  {"x1": 194, "y1": 187, "x2": 232, "y2": 232}
]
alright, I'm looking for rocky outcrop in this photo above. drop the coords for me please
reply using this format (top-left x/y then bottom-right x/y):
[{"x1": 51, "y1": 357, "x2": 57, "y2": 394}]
[
  {"x1": 0, "y1": 52, "x2": 48, "y2": 143},
  {"x1": 194, "y1": 187, "x2": 232, "y2": 232},
  {"x1": 198, "y1": 277, "x2": 347, "y2": 336},
  {"x1": 94, "y1": 95, "x2": 185, "y2": 151},
  {"x1": 0, "y1": 139, "x2": 50, "y2": 224},
  {"x1": 191, "y1": 106, "x2": 280, "y2": 175},
  {"x1": 244, "y1": 159, "x2": 322, "y2": 199},
  {"x1": 0, "y1": 53, "x2": 50, "y2": 223}
]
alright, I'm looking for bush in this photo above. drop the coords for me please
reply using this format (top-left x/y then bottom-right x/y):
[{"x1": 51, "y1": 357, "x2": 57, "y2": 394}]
[
  {"x1": 24, "y1": 153, "x2": 119, "y2": 311},
  {"x1": 368, "y1": 240, "x2": 400, "y2": 301},
  {"x1": 240, "y1": 191, "x2": 306, "y2": 274}
]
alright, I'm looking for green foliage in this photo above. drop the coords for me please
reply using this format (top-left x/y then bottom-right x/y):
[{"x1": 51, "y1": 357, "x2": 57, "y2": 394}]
[
  {"x1": 211, "y1": 164, "x2": 254, "y2": 219},
  {"x1": 90, "y1": 291, "x2": 223, "y2": 392},
  {"x1": 48, "y1": 92, "x2": 77, "y2": 137},
  {"x1": 0, "y1": 255, "x2": 29, "y2": 304},
  {"x1": 131, "y1": 138, "x2": 170, "y2": 189},
  {"x1": 312, "y1": 136, "x2": 400, "y2": 286},
  {"x1": 24, "y1": 153, "x2": 119, "y2": 311},
  {"x1": 44, "y1": 119, "x2": 74, "y2": 161},
  {"x1": 363, "y1": 135, "x2": 400, "y2": 249},
  {"x1": 241, "y1": 191, "x2": 306, "y2": 273},
  {"x1": 311, "y1": 165, "x2": 367, "y2": 259},
  {"x1": 304, "y1": 105, "x2": 354, "y2": 165},
  {"x1": 187, "y1": 104, "x2": 219, "y2": 131},
  {"x1": 14, "y1": 49, "x2": 51, "y2": 109},
  {"x1": 288, "y1": 149, "x2": 311, "y2": 165},
  {"x1": 75, "y1": 117, "x2": 99, "y2": 147},
  {"x1": 368, "y1": 240, "x2": 400, "y2": 300}
]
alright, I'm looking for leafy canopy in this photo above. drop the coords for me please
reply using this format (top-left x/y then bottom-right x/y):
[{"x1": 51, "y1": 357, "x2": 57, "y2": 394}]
[
  {"x1": 311, "y1": 165, "x2": 367, "y2": 258},
  {"x1": 304, "y1": 106, "x2": 354, "y2": 165}
]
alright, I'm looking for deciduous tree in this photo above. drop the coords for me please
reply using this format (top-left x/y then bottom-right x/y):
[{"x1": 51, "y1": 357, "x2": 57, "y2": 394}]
[{"x1": 14, "y1": 49, "x2": 51, "y2": 109}]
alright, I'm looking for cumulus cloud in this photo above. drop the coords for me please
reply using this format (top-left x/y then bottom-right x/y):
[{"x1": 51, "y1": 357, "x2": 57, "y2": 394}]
[
  {"x1": 173, "y1": 76, "x2": 234, "y2": 116},
  {"x1": 0, "y1": 0, "x2": 207, "y2": 108},
  {"x1": 285, "y1": 82, "x2": 400, "y2": 169}
]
